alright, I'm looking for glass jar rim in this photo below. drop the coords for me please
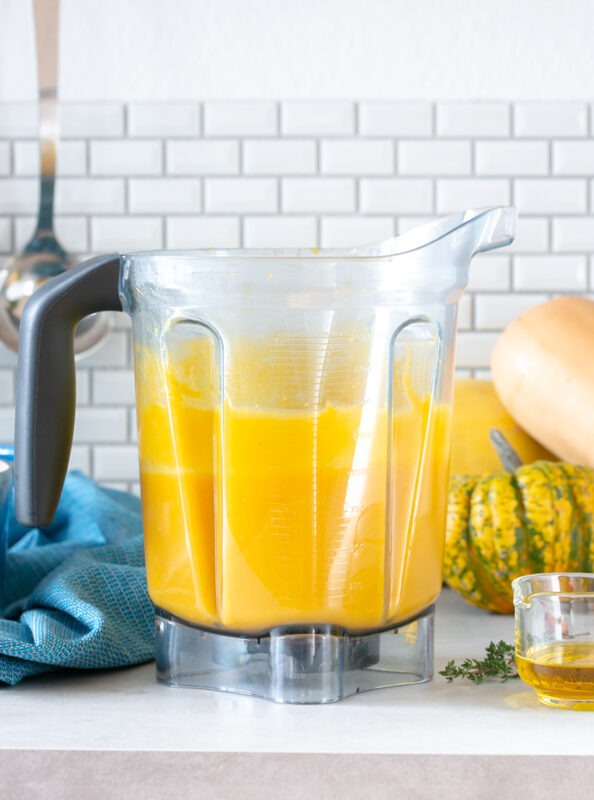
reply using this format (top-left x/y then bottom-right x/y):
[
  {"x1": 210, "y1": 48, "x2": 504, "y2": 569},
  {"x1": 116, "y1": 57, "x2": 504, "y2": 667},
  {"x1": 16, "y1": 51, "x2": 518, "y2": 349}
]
[{"x1": 512, "y1": 572, "x2": 594, "y2": 604}]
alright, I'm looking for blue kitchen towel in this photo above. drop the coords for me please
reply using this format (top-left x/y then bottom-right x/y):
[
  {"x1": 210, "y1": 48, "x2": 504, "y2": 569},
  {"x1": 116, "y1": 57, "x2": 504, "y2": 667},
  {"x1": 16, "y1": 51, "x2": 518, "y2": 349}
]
[{"x1": 0, "y1": 470, "x2": 154, "y2": 685}]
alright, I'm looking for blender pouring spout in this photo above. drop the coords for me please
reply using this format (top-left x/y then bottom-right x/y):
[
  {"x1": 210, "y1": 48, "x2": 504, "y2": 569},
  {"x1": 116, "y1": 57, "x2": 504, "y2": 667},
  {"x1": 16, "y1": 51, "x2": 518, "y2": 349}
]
[{"x1": 344, "y1": 206, "x2": 517, "y2": 262}]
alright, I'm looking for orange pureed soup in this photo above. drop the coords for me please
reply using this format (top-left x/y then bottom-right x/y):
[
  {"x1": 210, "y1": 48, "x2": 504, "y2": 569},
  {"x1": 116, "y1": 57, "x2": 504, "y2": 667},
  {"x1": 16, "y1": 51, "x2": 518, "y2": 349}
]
[{"x1": 135, "y1": 337, "x2": 451, "y2": 634}]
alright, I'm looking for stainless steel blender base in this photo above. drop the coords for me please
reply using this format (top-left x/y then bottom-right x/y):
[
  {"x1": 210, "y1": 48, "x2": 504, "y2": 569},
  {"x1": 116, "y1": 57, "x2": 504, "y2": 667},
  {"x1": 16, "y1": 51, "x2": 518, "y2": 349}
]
[{"x1": 155, "y1": 606, "x2": 434, "y2": 704}]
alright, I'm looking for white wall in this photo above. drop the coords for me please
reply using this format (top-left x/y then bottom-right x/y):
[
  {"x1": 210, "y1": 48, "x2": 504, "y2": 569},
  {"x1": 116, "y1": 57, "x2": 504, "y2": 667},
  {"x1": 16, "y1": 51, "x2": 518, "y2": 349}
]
[{"x1": 2, "y1": 0, "x2": 594, "y2": 102}]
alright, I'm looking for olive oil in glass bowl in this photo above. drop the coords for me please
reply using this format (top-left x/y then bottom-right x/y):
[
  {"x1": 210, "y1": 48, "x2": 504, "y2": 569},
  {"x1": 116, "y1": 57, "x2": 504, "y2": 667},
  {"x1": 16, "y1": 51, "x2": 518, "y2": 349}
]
[{"x1": 513, "y1": 574, "x2": 594, "y2": 711}]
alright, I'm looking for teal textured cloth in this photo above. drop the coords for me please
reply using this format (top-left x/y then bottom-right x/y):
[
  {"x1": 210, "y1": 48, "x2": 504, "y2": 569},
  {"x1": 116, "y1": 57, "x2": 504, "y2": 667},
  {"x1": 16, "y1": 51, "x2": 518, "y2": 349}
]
[{"x1": 0, "y1": 470, "x2": 154, "y2": 685}]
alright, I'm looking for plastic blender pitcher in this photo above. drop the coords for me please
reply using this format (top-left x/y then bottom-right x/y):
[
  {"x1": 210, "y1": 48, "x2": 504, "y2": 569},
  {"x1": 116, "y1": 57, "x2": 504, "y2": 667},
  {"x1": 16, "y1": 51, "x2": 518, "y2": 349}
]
[{"x1": 14, "y1": 206, "x2": 515, "y2": 703}]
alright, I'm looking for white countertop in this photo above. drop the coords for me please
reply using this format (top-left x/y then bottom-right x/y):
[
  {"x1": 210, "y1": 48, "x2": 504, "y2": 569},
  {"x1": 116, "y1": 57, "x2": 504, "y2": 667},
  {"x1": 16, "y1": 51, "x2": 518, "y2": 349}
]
[{"x1": 2, "y1": 588, "x2": 593, "y2": 799}]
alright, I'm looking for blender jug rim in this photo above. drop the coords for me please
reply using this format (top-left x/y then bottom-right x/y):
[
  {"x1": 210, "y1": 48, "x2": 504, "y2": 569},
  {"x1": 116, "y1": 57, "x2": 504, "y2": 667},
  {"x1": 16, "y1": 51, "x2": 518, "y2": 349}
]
[
  {"x1": 120, "y1": 206, "x2": 515, "y2": 262},
  {"x1": 513, "y1": 571, "x2": 594, "y2": 585}
]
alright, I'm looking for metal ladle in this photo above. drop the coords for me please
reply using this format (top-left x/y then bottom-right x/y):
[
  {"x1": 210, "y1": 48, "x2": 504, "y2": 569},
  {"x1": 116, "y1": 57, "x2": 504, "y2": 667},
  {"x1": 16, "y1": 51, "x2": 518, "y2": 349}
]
[{"x1": 0, "y1": 0, "x2": 108, "y2": 354}]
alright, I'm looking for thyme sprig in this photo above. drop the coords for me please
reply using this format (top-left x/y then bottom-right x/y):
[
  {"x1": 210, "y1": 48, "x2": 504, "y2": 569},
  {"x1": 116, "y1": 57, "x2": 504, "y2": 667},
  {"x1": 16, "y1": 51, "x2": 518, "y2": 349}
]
[{"x1": 440, "y1": 640, "x2": 519, "y2": 684}]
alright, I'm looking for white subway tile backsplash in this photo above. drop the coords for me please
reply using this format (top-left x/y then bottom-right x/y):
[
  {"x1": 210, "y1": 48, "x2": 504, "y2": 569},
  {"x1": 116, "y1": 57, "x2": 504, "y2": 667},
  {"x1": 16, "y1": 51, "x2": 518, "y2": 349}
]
[
  {"x1": 76, "y1": 370, "x2": 90, "y2": 405},
  {"x1": 457, "y1": 294, "x2": 472, "y2": 330},
  {"x1": 589, "y1": 180, "x2": 594, "y2": 214},
  {"x1": 128, "y1": 103, "x2": 200, "y2": 137},
  {"x1": 281, "y1": 102, "x2": 354, "y2": 135},
  {"x1": 205, "y1": 178, "x2": 277, "y2": 213},
  {"x1": 0, "y1": 370, "x2": 14, "y2": 404},
  {"x1": 243, "y1": 216, "x2": 317, "y2": 247},
  {"x1": 69, "y1": 446, "x2": 90, "y2": 474},
  {"x1": 514, "y1": 103, "x2": 588, "y2": 137},
  {"x1": 14, "y1": 216, "x2": 88, "y2": 253},
  {"x1": 0, "y1": 179, "x2": 37, "y2": 214},
  {"x1": 91, "y1": 140, "x2": 162, "y2": 176},
  {"x1": 78, "y1": 331, "x2": 129, "y2": 368},
  {"x1": 359, "y1": 102, "x2": 432, "y2": 137},
  {"x1": 14, "y1": 141, "x2": 87, "y2": 176},
  {"x1": 101, "y1": 481, "x2": 130, "y2": 493},
  {"x1": 128, "y1": 178, "x2": 201, "y2": 214},
  {"x1": 0, "y1": 218, "x2": 12, "y2": 252},
  {"x1": 506, "y1": 217, "x2": 549, "y2": 253},
  {"x1": 93, "y1": 370, "x2": 136, "y2": 405},
  {"x1": 129, "y1": 408, "x2": 137, "y2": 443},
  {"x1": 0, "y1": 406, "x2": 14, "y2": 440},
  {"x1": 320, "y1": 140, "x2": 394, "y2": 175},
  {"x1": 436, "y1": 179, "x2": 510, "y2": 213},
  {"x1": 467, "y1": 255, "x2": 511, "y2": 292},
  {"x1": 474, "y1": 293, "x2": 548, "y2": 329},
  {"x1": 475, "y1": 141, "x2": 549, "y2": 176},
  {"x1": 395, "y1": 215, "x2": 433, "y2": 234},
  {"x1": 91, "y1": 216, "x2": 162, "y2": 251},
  {"x1": 55, "y1": 179, "x2": 125, "y2": 214},
  {"x1": 552, "y1": 217, "x2": 594, "y2": 252},
  {"x1": 94, "y1": 446, "x2": 139, "y2": 481},
  {"x1": 0, "y1": 104, "x2": 37, "y2": 137},
  {"x1": 74, "y1": 408, "x2": 128, "y2": 443},
  {"x1": 514, "y1": 178, "x2": 586, "y2": 214},
  {"x1": 59, "y1": 104, "x2": 124, "y2": 138},
  {"x1": 166, "y1": 140, "x2": 239, "y2": 175},
  {"x1": 320, "y1": 216, "x2": 394, "y2": 247},
  {"x1": 553, "y1": 141, "x2": 594, "y2": 175},
  {"x1": 436, "y1": 103, "x2": 510, "y2": 137},
  {"x1": 360, "y1": 179, "x2": 432, "y2": 213},
  {"x1": 166, "y1": 216, "x2": 240, "y2": 248},
  {"x1": 474, "y1": 369, "x2": 492, "y2": 380},
  {"x1": 398, "y1": 141, "x2": 471, "y2": 176},
  {"x1": 282, "y1": 178, "x2": 355, "y2": 213},
  {"x1": 2, "y1": 99, "x2": 594, "y2": 481},
  {"x1": 0, "y1": 142, "x2": 9, "y2": 175},
  {"x1": 0, "y1": 345, "x2": 17, "y2": 368},
  {"x1": 204, "y1": 102, "x2": 277, "y2": 136},
  {"x1": 244, "y1": 140, "x2": 317, "y2": 175},
  {"x1": 513, "y1": 255, "x2": 588, "y2": 291},
  {"x1": 58, "y1": 103, "x2": 124, "y2": 139},
  {"x1": 455, "y1": 332, "x2": 500, "y2": 368}
]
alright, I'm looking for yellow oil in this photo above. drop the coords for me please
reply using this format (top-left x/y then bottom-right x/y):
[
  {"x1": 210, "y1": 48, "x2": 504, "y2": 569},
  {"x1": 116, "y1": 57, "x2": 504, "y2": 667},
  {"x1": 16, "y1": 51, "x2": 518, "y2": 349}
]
[{"x1": 517, "y1": 642, "x2": 594, "y2": 710}]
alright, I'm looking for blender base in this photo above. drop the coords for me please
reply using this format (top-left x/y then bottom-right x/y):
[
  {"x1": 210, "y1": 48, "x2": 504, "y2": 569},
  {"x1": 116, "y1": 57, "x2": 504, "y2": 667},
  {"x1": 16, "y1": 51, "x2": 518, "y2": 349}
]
[{"x1": 155, "y1": 606, "x2": 434, "y2": 704}]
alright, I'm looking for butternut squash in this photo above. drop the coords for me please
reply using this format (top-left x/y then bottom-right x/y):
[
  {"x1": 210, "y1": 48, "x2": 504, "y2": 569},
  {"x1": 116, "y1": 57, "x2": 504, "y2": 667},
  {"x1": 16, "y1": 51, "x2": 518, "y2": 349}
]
[
  {"x1": 491, "y1": 296, "x2": 594, "y2": 468},
  {"x1": 451, "y1": 379, "x2": 554, "y2": 476}
]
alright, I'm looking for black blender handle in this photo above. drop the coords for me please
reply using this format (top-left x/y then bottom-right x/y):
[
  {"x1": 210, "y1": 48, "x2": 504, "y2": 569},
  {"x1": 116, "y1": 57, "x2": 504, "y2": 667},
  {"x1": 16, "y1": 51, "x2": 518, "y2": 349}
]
[{"x1": 15, "y1": 253, "x2": 122, "y2": 528}]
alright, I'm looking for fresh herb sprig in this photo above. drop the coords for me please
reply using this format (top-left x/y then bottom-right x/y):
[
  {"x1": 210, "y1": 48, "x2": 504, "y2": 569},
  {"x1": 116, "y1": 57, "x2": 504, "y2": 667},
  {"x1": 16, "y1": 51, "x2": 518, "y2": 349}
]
[{"x1": 440, "y1": 640, "x2": 519, "y2": 684}]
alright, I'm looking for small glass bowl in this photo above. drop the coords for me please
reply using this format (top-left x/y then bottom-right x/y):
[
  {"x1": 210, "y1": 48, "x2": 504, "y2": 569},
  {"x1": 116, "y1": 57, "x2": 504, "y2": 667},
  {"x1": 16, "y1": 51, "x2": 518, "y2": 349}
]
[{"x1": 512, "y1": 573, "x2": 594, "y2": 711}]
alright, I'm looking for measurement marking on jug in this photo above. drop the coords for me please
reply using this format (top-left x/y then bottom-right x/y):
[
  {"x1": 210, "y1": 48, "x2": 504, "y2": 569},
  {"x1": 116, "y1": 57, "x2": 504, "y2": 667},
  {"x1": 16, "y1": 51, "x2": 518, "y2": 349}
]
[
  {"x1": 349, "y1": 543, "x2": 365, "y2": 554},
  {"x1": 348, "y1": 467, "x2": 370, "y2": 478}
]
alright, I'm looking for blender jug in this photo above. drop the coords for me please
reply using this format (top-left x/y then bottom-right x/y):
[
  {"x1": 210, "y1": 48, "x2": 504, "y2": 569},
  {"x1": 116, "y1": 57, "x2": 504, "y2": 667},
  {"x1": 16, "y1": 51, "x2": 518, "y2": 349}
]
[{"x1": 14, "y1": 206, "x2": 515, "y2": 703}]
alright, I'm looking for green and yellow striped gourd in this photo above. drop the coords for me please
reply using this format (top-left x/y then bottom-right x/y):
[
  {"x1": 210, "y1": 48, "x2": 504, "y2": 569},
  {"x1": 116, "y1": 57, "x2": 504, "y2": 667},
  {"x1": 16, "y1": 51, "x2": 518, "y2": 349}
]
[{"x1": 443, "y1": 459, "x2": 594, "y2": 613}]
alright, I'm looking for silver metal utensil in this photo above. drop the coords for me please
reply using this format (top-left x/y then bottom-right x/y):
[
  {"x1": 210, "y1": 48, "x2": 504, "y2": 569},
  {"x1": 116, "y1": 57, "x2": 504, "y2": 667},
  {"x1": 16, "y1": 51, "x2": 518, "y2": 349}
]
[{"x1": 0, "y1": 0, "x2": 108, "y2": 354}]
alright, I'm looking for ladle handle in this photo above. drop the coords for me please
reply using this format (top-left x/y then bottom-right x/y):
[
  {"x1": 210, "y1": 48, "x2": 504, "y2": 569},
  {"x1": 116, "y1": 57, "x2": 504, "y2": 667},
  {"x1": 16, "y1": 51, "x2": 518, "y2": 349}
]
[
  {"x1": 33, "y1": 0, "x2": 60, "y2": 235},
  {"x1": 15, "y1": 254, "x2": 122, "y2": 527}
]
